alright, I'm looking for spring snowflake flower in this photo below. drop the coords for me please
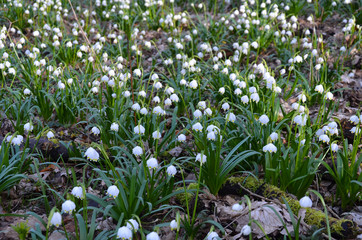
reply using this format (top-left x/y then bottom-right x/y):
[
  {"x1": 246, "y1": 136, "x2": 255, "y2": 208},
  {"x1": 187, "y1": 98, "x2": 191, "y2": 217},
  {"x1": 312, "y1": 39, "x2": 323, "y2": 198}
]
[
  {"x1": 350, "y1": 127, "x2": 361, "y2": 134},
  {"x1": 50, "y1": 212, "x2": 62, "y2": 227},
  {"x1": 58, "y1": 81, "x2": 65, "y2": 89},
  {"x1": 189, "y1": 80, "x2": 198, "y2": 89},
  {"x1": 298, "y1": 94, "x2": 307, "y2": 102},
  {"x1": 204, "y1": 108, "x2": 212, "y2": 116},
  {"x1": 177, "y1": 134, "x2": 186, "y2": 142},
  {"x1": 85, "y1": 147, "x2": 99, "y2": 161},
  {"x1": 153, "y1": 106, "x2": 165, "y2": 115},
  {"x1": 91, "y1": 126, "x2": 100, "y2": 135},
  {"x1": 222, "y1": 102, "x2": 230, "y2": 111},
  {"x1": 6, "y1": 135, "x2": 23, "y2": 146},
  {"x1": 107, "y1": 185, "x2": 120, "y2": 199},
  {"x1": 250, "y1": 93, "x2": 260, "y2": 103},
  {"x1": 198, "y1": 101, "x2": 207, "y2": 109},
  {"x1": 299, "y1": 196, "x2": 312, "y2": 208},
  {"x1": 47, "y1": 131, "x2": 55, "y2": 139},
  {"x1": 71, "y1": 186, "x2": 84, "y2": 199},
  {"x1": 170, "y1": 94, "x2": 179, "y2": 102},
  {"x1": 331, "y1": 143, "x2": 339, "y2": 152},
  {"x1": 207, "y1": 231, "x2": 219, "y2": 240},
  {"x1": 207, "y1": 131, "x2": 216, "y2": 141},
  {"x1": 132, "y1": 103, "x2": 141, "y2": 111},
  {"x1": 294, "y1": 114, "x2": 307, "y2": 126},
  {"x1": 111, "y1": 123, "x2": 119, "y2": 131},
  {"x1": 325, "y1": 92, "x2": 334, "y2": 100},
  {"x1": 227, "y1": 112, "x2": 236, "y2": 123},
  {"x1": 147, "y1": 158, "x2": 158, "y2": 169},
  {"x1": 241, "y1": 95, "x2": 249, "y2": 104},
  {"x1": 270, "y1": 132, "x2": 278, "y2": 141},
  {"x1": 132, "y1": 146, "x2": 143, "y2": 156},
  {"x1": 167, "y1": 165, "x2": 177, "y2": 176},
  {"x1": 319, "y1": 134, "x2": 330, "y2": 143},
  {"x1": 249, "y1": 87, "x2": 257, "y2": 93},
  {"x1": 259, "y1": 115, "x2": 269, "y2": 125},
  {"x1": 170, "y1": 220, "x2": 178, "y2": 231},
  {"x1": 196, "y1": 153, "x2": 207, "y2": 164},
  {"x1": 24, "y1": 122, "x2": 34, "y2": 132},
  {"x1": 232, "y1": 203, "x2": 243, "y2": 211},
  {"x1": 24, "y1": 88, "x2": 31, "y2": 95},
  {"x1": 349, "y1": 115, "x2": 359, "y2": 125},
  {"x1": 146, "y1": 232, "x2": 160, "y2": 240},
  {"x1": 134, "y1": 125, "x2": 145, "y2": 135},
  {"x1": 219, "y1": 87, "x2": 225, "y2": 95},
  {"x1": 241, "y1": 225, "x2": 251, "y2": 235},
  {"x1": 263, "y1": 143, "x2": 277, "y2": 153},
  {"x1": 193, "y1": 110, "x2": 203, "y2": 119},
  {"x1": 152, "y1": 130, "x2": 161, "y2": 139},
  {"x1": 117, "y1": 226, "x2": 132, "y2": 239},
  {"x1": 192, "y1": 122, "x2": 203, "y2": 132},
  {"x1": 126, "y1": 219, "x2": 139, "y2": 231},
  {"x1": 62, "y1": 200, "x2": 76, "y2": 214},
  {"x1": 140, "y1": 108, "x2": 148, "y2": 115},
  {"x1": 153, "y1": 96, "x2": 161, "y2": 103}
]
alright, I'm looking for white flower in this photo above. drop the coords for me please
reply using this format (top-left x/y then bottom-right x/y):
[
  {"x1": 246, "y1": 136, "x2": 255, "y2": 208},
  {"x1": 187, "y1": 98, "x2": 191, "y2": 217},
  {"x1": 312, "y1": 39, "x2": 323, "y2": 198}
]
[
  {"x1": 24, "y1": 88, "x2": 31, "y2": 95},
  {"x1": 198, "y1": 101, "x2": 207, "y2": 109},
  {"x1": 117, "y1": 226, "x2": 132, "y2": 239},
  {"x1": 232, "y1": 203, "x2": 243, "y2": 211},
  {"x1": 249, "y1": 87, "x2": 257, "y2": 93},
  {"x1": 298, "y1": 94, "x2": 307, "y2": 102},
  {"x1": 50, "y1": 212, "x2": 62, "y2": 227},
  {"x1": 132, "y1": 146, "x2": 143, "y2": 156},
  {"x1": 241, "y1": 225, "x2": 251, "y2": 235},
  {"x1": 71, "y1": 186, "x2": 84, "y2": 199},
  {"x1": 349, "y1": 115, "x2": 359, "y2": 125},
  {"x1": 204, "y1": 108, "x2": 212, "y2": 116},
  {"x1": 147, "y1": 158, "x2": 158, "y2": 169},
  {"x1": 189, "y1": 80, "x2": 198, "y2": 89},
  {"x1": 263, "y1": 143, "x2": 277, "y2": 153},
  {"x1": 153, "y1": 106, "x2": 165, "y2": 115},
  {"x1": 154, "y1": 82, "x2": 163, "y2": 90},
  {"x1": 319, "y1": 134, "x2": 330, "y2": 143},
  {"x1": 192, "y1": 122, "x2": 203, "y2": 132},
  {"x1": 207, "y1": 131, "x2": 216, "y2": 141},
  {"x1": 196, "y1": 153, "x2": 207, "y2": 164},
  {"x1": 91, "y1": 126, "x2": 100, "y2": 135},
  {"x1": 227, "y1": 112, "x2": 236, "y2": 123},
  {"x1": 300, "y1": 139, "x2": 306, "y2": 146},
  {"x1": 294, "y1": 114, "x2": 307, "y2": 126},
  {"x1": 170, "y1": 220, "x2": 178, "y2": 231},
  {"x1": 269, "y1": 132, "x2": 278, "y2": 141},
  {"x1": 222, "y1": 102, "x2": 230, "y2": 111},
  {"x1": 146, "y1": 232, "x2": 160, "y2": 240},
  {"x1": 7, "y1": 135, "x2": 23, "y2": 146},
  {"x1": 85, "y1": 147, "x2": 99, "y2": 161},
  {"x1": 331, "y1": 143, "x2": 339, "y2": 152},
  {"x1": 241, "y1": 95, "x2": 249, "y2": 104},
  {"x1": 259, "y1": 115, "x2": 269, "y2": 125},
  {"x1": 111, "y1": 123, "x2": 119, "y2": 131},
  {"x1": 207, "y1": 231, "x2": 219, "y2": 240},
  {"x1": 177, "y1": 134, "x2": 186, "y2": 142},
  {"x1": 132, "y1": 103, "x2": 141, "y2": 111},
  {"x1": 219, "y1": 87, "x2": 225, "y2": 94},
  {"x1": 152, "y1": 130, "x2": 161, "y2": 139},
  {"x1": 134, "y1": 125, "x2": 145, "y2": 135},
  {"x1": 126, "y1": 219, "x2": 139, "y2": 231},
  {"x1": 140, "y1": 108, "x2": 148, "y2": 115},
  {"x1": 170, "y1": 94, "x2": 179, "y2": 102},
  {"x1": 62, "y1": 200, "x2": 76, "y2": 214},
  {"x1": 167, "y1": 165, "x2": 177, "y2": 176},
  {"x1": 250, "y1": 93, "x2": 260, "y2": 103},
  {"x1": 350, "y1": 127, "x2": 361, "y2": 134},
  {"x1": 24, "y1": 122, "x2": 34, "y2": 132},
  {"x1": 193, "y1": 110, "x2": 203, "y2": 119},
  {"x1": 58, "y1": 81, "x2": 65, "y2": 89},
  {"x1": 299, "y1": 196, "x2": 312, "y2": 208},
  {"x1": 325, "y1": 92, "x2": 334, "y2": 100},
  {"x1": 47, "y1": 131, "x2": 55, "y2": 139},
  {"x1": 107, "y1": 185, "x2": 120, "y2": 199}
]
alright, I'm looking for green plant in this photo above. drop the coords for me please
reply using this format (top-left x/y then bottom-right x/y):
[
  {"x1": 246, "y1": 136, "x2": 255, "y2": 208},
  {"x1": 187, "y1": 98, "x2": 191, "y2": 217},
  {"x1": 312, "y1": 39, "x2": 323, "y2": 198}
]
[{"x1": 11, "y1": 220, "x2": 30, "y2": 240}]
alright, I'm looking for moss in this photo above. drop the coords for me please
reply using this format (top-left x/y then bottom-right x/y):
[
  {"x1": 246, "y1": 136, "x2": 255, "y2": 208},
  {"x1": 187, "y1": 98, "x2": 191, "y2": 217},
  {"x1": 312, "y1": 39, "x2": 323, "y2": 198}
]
[
  {"x1": 175, "y1": 183, "x2": 199, "y2": 207},
  {"x1": 223, "y1": 176, "x2": 358, "y2": 238}
]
